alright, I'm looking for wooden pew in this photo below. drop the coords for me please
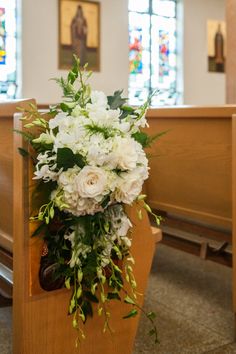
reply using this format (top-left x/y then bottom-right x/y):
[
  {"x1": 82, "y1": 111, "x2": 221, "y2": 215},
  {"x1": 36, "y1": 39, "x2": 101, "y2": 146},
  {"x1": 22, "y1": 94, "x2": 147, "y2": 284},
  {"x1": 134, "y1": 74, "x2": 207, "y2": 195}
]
[
  {"x1": 146, "y1": 105, "x2": 236, "y2": 332},
  {"x1": 146, "y1": 106, "x2": 236, "y2": 229},
  {"x1": 0, "y1": 100, "x2": 35, "y2": 298}
]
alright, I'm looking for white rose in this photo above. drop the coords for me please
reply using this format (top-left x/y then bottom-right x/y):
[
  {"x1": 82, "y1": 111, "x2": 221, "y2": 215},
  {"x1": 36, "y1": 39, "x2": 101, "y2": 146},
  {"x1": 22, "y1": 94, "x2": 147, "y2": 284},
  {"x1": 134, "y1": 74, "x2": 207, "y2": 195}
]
[
  {"x1": 114, "y1": 136, "x2": 139, "y2": 171},
  {"x1": 114, "y1": 172, "x2": 143, "y2": 204},
  {"x1": 76, "y1": 166, "x2": 107, "y2": 198}
]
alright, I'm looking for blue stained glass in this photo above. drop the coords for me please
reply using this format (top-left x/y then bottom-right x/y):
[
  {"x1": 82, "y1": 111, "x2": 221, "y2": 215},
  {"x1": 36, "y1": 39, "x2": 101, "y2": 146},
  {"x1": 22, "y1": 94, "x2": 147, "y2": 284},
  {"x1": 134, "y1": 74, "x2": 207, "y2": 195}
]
[
  {"x1": 0, "y1": 8, "x2": 6, "y2": 64},
  {"x1": 129, "y1": 12, "x2": 150, "y2": 96},
  {"x1": 0, "y1": 0, "x2": 17, "y2": 99},
  {"x1": 128, "y1": 0, "x2": 177, "y2": 106}
]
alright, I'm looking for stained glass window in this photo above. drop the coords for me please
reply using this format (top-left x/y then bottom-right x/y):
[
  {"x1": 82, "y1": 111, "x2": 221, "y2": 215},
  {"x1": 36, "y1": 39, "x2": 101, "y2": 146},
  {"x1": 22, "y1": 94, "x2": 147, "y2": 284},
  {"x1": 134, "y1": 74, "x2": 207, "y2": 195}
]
[
  {"x1": 129, "y1": 0, "x2": 177, "y2": 106},
  {"x1": 0, "y1": 0, "x2": 17, "y2": 100}
]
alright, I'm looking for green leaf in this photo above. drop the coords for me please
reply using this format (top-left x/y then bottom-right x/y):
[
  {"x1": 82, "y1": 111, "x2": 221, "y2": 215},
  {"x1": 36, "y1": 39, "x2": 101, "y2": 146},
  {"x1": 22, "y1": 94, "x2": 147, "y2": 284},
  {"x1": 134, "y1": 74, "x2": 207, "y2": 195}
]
[
  {"x1": 107, "y1": 90, "x2": 127, "y2": 110},
  {"x1": 123, "y1": 309, "x2": 138, "y2": 319},
  {"x1": 81, "y1": 300, "x2": 93, "y2": 319},
  {"x1": 107, "y1": 292, "x2": 121, "y2": 301},
  {"x1": 74, "y1": 153, "x2": 86, "y2": 169},
  {"x1": 119, "y1": 105, "x2": 135, "y2": 119},
  {"x1": 124, "y1": 295, "x2": 136, "y2": 305},
  {"x1": 60, "y1": 103, "x2": 71, "y2": 113},
  {"x1": 147, "y1": 311, "x2": 156, "y2": 320},
  {"x1": 101, "y1": 195, "x2": 110, "y2": 209},
  {"x1": 65, "y1": 277, "x2": 71, "y2": 290},
  {"x1": 14, "y1": 129, "x2": 35, "y2": 142},
  {"x1": 31, "y1": 223, "x2": 46, "y2": 237},
  {"x1": 56, "y1": 147, "x2": 85, "y2": 170},
  {"x1": 18, "y1": 147, "x2": 29, "y2": 157},
  {"x1": 84, "y1": 291, "x2": 99, "y2": 303},
  {"x1": 132, "y1": 131, "x2": 149, "y2": 148},
  {"x1": 132, "y1": 130, "x2": 169, "y2": 148}
]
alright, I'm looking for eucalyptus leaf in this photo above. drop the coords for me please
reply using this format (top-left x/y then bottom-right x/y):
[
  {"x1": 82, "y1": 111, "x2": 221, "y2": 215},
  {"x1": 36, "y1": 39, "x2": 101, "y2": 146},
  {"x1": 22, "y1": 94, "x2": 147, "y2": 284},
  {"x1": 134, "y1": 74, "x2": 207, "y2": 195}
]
[{"x1": 107, "y1": 90, "x2": 127, "y2": 109}]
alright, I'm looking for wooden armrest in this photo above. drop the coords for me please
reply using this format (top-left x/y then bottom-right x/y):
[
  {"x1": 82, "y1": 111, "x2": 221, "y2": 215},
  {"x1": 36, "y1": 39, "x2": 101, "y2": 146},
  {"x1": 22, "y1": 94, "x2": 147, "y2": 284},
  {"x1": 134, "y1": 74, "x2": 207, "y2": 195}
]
[{"x1": 151, "y1": 227, "x2": 162, "y2": 244}]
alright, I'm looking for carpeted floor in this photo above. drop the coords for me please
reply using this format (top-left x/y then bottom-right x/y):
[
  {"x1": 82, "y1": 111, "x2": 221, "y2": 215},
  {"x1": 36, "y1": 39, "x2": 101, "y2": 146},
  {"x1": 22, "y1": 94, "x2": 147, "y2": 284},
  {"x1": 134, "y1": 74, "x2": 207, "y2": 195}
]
[{"x1": 1, "y1": 244, "x2": 236, "y2": 353}]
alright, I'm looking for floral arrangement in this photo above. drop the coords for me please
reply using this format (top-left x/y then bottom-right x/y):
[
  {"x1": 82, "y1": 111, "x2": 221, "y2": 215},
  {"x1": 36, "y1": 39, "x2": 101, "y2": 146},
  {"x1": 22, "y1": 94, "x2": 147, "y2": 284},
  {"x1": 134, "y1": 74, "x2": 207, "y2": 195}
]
[{"x1": 18, "y1": 57, "x2": 161, "y2": 346}]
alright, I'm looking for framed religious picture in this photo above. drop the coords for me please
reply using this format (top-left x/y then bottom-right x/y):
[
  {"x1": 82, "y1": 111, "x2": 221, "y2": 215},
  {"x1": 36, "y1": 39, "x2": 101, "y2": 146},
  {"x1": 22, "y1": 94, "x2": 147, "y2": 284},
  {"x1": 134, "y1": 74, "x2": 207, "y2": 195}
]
[
  {"x1": 58, "y1": 0, "x2": 100, "y2": 71},
  {"x1": 207, "y1": 20, "x2": 226, "y2": 73}
]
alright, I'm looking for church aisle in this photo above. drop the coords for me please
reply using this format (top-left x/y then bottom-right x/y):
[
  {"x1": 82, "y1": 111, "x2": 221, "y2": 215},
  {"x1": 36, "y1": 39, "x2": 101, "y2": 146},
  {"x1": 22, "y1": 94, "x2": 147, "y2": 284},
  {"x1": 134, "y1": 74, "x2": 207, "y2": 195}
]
[{"x1": 134, "y1": 244, "x2": 234, "y2": 353}]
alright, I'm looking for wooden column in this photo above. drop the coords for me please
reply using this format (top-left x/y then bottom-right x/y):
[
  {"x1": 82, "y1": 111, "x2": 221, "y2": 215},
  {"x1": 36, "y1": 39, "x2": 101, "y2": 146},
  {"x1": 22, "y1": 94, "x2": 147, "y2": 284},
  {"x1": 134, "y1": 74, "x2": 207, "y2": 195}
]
[{"x1": 226, "y1": 0, "x2": 236, "y2": 103}]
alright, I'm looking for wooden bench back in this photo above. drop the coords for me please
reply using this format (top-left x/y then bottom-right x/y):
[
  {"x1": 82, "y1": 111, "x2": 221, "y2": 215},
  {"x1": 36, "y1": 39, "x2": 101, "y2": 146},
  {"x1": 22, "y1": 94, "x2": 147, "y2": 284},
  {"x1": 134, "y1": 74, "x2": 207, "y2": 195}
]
[
  {"x1": 0, "y1": 100, "x2": 35, "y2": 253},
  {"x1": 146, "y1": 106, "x2": 236, "y2": 231}
]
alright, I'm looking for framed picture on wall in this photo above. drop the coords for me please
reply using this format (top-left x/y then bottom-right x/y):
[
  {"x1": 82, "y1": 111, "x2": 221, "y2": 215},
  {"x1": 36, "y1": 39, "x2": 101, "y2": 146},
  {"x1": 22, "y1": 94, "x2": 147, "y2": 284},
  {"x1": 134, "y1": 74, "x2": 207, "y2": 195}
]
[
  {"x1": 207, "y1": 20, "x2": 226, "y2": 73},
  {"x1": 58, "y1": 0, "x2": 100, "y2": 71}
]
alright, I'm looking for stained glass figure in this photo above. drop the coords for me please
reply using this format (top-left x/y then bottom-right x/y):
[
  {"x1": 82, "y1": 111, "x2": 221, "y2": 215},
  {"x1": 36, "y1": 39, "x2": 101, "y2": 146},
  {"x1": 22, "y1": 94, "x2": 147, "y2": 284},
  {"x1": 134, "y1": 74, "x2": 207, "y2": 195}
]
[
  {"x1": 129, "y1": 0, "x2": 177, "y2": 106},
  {"x1": 0, "y1": 0, "x2": 17, "y2": 100},
  {"x1": 0, "y1": 8, "x2": 6, "y2": 65}
]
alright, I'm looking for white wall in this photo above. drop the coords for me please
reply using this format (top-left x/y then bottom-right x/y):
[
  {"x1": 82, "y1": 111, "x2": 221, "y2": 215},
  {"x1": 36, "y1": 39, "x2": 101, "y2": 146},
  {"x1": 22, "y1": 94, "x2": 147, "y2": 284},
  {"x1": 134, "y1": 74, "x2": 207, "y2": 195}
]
[
  {"x1": 20, "y1": 0, "x2": 225, "y2": 106},
  {"x1": 21, "y1": 0, "x2": 129, "y2": 104},
  {"x1": 182, "y1": 0, "x2": 225, "y2": 105}
]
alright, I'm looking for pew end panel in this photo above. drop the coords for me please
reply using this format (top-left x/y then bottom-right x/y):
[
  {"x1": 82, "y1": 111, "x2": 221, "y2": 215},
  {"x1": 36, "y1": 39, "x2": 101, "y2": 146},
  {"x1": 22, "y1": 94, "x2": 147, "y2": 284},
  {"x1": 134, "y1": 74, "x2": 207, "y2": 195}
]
[{"x1": 13, "y1": 111, "x2": 160, "y2": 354}]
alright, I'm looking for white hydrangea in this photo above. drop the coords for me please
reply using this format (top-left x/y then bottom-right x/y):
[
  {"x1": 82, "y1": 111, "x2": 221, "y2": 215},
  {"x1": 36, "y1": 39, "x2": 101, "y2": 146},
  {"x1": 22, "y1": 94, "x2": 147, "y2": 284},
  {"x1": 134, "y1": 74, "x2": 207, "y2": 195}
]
[
  {"x1": 113, "y1": 171, "x2": 145, "y2": 205},
  {"x1": 90, "y1": 90, "x2": 108, "y2": 108}
]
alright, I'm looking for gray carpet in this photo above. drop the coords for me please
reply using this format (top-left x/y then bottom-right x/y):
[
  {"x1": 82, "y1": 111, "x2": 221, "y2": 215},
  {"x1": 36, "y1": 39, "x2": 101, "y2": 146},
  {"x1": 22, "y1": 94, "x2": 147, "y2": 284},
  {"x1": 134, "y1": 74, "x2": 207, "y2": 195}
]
[{"x1": 1, "y1": 244, "x2": 236, "y2": 353}]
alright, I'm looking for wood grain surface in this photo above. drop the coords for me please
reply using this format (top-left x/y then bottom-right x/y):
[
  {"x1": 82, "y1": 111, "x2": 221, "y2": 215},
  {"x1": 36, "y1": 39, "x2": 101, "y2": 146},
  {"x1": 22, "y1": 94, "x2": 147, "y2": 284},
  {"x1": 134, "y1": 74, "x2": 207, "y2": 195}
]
[
  {"x1": 145, "y1": 107, "x2": 236, "y2": 230},
  {"x1": 0, "y1": 100, "x2": 35, "y2": 254},
  {"x1": 226, "y1": 0, "x2": 236, "y2": 104}
]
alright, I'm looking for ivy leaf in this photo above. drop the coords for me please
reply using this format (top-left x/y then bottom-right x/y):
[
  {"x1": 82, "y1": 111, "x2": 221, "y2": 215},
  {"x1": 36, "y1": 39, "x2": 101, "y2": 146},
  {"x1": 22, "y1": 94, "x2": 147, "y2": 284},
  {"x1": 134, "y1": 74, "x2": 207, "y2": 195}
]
[
  {"x1": 84, "y1": 291, "x2": 99, "y2": 303},
  {"x1": 107, "y1": 90, "x2": 127, "y2": 110},
  {"x1": 123, "y1": 309, "x2": 138, "y2": 319},
  {"x1": 57, "y1": 147, "x2": 85, "y2": 170}
]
